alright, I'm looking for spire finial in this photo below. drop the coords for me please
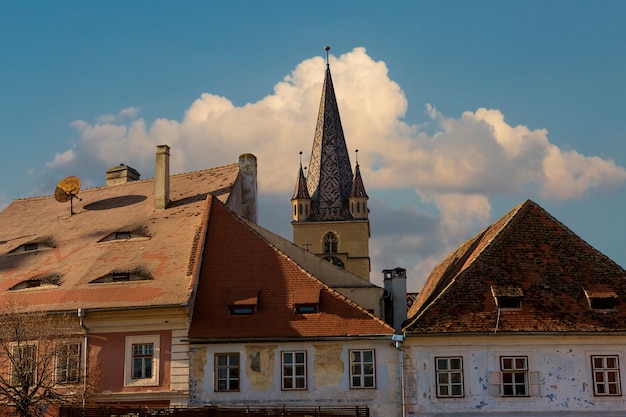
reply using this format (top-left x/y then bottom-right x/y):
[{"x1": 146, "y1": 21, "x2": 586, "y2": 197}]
[
  {"x1": 324, "y1": 45, "x2": 331, "y2": 66},
  {"x1": 299, "y1": 151, "x2": 303, "y2": 166},
  {"x1": 355, "y1": 149, "x2": 359, "y2": 165}
]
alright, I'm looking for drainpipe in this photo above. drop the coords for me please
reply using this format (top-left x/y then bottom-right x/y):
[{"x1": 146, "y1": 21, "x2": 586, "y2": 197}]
[
  {"x1": 77, "y1": 308, "x2": 88, "y2": 408},
  {"x1": 392, "y1": 334, "x2": 405, "y2": 417}
]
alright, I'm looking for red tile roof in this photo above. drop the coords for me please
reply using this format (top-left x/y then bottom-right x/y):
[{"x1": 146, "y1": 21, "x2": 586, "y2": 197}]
[
  {"x1": 404, "y1": 199, "x2": 626, "y2": 334},
  {"x1": 0, "y1": 164, "x2": 239, "y2": 313},
  {"x1": 189, "y1": 197, "x2": 394, "y2": 340}
]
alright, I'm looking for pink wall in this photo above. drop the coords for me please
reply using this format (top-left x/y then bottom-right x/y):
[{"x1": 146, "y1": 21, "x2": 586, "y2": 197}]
[{"x1": 89, "y1": 330, "x2": 171, "y2": 393}]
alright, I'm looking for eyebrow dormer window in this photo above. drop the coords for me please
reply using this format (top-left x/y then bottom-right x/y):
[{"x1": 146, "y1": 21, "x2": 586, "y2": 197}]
[
  {"x1": 7, "y1": 240, "x2": 55, "y2": 255},
  {"x1": 90, "y1": 271, "x2": 152, "y2": 284},
  {"x1": 97, "y1": 229, "x2": 149, "y2": 243},
  {"x1": 9, "y1": 274, "x2": 61, "y2": 291}
]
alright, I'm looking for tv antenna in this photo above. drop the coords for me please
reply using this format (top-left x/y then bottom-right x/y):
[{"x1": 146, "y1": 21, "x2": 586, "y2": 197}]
[{"x1": 54, "y1": 176, "x2": 82, "y2": 215}]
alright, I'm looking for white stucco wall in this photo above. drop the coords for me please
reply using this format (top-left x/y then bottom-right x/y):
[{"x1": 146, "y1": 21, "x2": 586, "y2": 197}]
[
  {"x1": 404, "y1": 334, "x2": 626, "y2": 417},
  {"x1": 189, "y1": 339, "x2": 401, "y2": 417}
]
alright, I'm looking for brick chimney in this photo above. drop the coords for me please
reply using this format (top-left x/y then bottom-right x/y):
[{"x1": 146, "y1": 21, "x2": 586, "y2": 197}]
[
  {"x1": 237, "y1": 153, "x2": 258, "y2": 223},
  {"x1": 155, "y1": 145, "x2": 170, "y2": 211},
  {"x1": 106, "y1": 164, "x2": 140, "y2": 186}
]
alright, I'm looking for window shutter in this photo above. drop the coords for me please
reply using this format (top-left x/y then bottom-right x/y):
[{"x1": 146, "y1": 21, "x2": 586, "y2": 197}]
[
  {"x1": 529, "y1": 371, "x2": 541, "y2": 396},
  {"x1": 489, "y1": 371, "x2": 502, "y2": 396}
]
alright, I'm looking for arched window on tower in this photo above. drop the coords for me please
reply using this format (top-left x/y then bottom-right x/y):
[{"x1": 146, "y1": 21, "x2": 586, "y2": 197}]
[{"x1": 323, "y1": 232, "x2": 338, "y2": 254}]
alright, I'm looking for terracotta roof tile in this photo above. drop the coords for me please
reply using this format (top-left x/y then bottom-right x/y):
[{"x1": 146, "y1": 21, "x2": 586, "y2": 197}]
[
  {"x1": 404, "y1": 199, "x2": 626, "y2": 334},
  {"x1": 0, "y1": 164, "x2": 239, "y2": 313},
  {"x1": 189, "y1": 197, "x2": 393, "y2": 340}
]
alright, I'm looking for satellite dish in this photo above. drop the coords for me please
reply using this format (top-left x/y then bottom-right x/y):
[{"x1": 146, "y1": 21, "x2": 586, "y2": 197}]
[{"x1": 54, "y1": 176, "x2": 81, "y2": 215}]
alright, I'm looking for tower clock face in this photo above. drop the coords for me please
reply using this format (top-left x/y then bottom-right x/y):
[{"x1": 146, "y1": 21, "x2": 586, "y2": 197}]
[{"x1": 323, "y1": 256, "x2": 345, "y2": 269}]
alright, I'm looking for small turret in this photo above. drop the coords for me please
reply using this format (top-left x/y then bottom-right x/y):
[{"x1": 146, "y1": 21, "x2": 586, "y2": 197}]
[
  {"x1": 291, "y1": 152, "x2": 311, "y2": 222},
  {"x1": 349, "y1": 150, "x2": 369, "y2": 219}
]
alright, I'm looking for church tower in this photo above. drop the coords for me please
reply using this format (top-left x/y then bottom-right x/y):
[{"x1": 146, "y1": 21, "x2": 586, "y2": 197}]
[{"x1": 291, "y1": 47, "x2": 371, "y2": 281}]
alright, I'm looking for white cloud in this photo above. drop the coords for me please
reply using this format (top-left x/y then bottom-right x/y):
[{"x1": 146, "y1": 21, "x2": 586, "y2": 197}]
[
  {"x1": 46, "y1": 149, "x2": 76, "y2": 168},
  {"x1": 42, "y1": 47, "x2": 626, "y2": 290}
]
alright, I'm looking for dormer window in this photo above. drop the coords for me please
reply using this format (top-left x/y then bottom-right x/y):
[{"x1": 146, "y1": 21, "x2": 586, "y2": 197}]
[
  {"x1": 9, "y1": 274, "x2": 61, "y2": 291},
  {"x1": 90, "y1": 270, "x2": 152, "y2": 284},
  {"x1": 584, "y1": 287, "x2": 618, "y2": 311},
  {"x1": 7, "y1": 239, "x2": 54, "y2": 255},
  {"x1": 97, "y1": 228, "x2": 149, "y2": 243},
  {"x1": 228, "y1": 290, "x2": 259, "y2": 316},
  {"x1": 293, "y1": 289, "x2": 320, "y2": 314},
  {"x1": 491, "y1": 286, "x2": 523, "y2": 311}
]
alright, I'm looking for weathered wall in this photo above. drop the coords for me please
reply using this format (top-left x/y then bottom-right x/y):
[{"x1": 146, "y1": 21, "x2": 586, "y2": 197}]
[
  {"x1": 190, "y1": 340, "x2": 401, "y2": 417},
  {"x1": 405, "y1": 334, "x2": 626, "y2": 417}
]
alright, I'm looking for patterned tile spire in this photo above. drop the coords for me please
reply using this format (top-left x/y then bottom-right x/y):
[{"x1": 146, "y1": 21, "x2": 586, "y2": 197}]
[
  {"x1": 292, "y1": 152, "x2": 310, "y2": 200},
  {"x1": 306, "y1": 47, "x2": 354, "y2": 221},
  {"x1": 351, "y1": 151, "x2": 368, "y2": 198}
]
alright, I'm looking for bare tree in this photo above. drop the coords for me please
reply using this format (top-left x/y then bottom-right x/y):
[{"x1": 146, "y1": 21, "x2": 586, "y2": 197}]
[{"x1": 0, "y1": 301, "x2": 96, "y2": 417}]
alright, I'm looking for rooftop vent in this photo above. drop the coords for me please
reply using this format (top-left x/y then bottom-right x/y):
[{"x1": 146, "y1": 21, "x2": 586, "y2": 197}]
[{"x1": 106, "y1": 164, "x2": 140, "y2": 186}]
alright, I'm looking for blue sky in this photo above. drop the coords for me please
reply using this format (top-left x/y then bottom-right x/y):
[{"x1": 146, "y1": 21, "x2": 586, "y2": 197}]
[{"x1": 1, "y1": 1, "x2": 625, "y2": 291}]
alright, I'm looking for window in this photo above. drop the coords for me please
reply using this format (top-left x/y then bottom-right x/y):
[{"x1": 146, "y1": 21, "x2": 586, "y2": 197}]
[
  {"x1": 497, "y1": 297, "x2": 522, "y2": 310},
  {"x1": 124, "y1": 335, "x2": 159, "y2": 386},
  {"x1": 115, "y1": 231, "x2": 131, "y2": 240},
  {"x1": 584, "y1": 287, "x2": 617, "y2": 311},
  {"x1": 350, "y1": 349, "x2": 375, "y2": 389},
  {"x1": 56, "y1": 342, "x2": 80, "y2": 384},
  {"x1": 490, "y1": 356, "x2": 540, "y2": 397},
  {"x1": 215, "y1": 353, "x2": 239, "y2": 392},
  {"x1": 436, "y1": 357, "x2": 464, "y2": 397},
  {"x1": 590, "y1": 298, "x2": 616, "y2": 310},
  {"x1": 294, "y1": 303, "x2": 319, "y2": 314},
  {"x1": 24, "y1": 243, "x2": 39, "y2": 251},
  {"x1": 323, "y1": 256, "x2": 345, "y2": 269},
  {"x1": 323, "y1": 233, "x2": 338, "y2": 254},
  {"x1": 282, "y1": 351, "x2": 306, "y2": 390},
  {"x1": 11, "y1": 344, "x2": 37, "y2": 387},
  {"x1": 132, "y1": 343, "x2": 153, "y2": 379},
  {"x1": 592, "y1": 355, "x2": 621, "y2": 396},
  {"x1": 501, "y1": 356, "x2": 528, "y2": 396}
]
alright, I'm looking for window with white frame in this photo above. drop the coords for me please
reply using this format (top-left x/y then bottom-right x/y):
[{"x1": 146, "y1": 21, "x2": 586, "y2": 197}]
[
  {"x1": 350, "y1": 349, "x2": 375, "y2": 389},
  {"x1": 215, "y1": 353, "x2": 239, "y2": 392},
  {"x1": 282, "y1": 351, "x2": 306, "y2": 390},
  {"x1": 10, "y1": 343, "x2": 37, "y2": 387},
  {"x1": 124, "y1": 335, "x2": 159, "y2": 387},
  {"x1": 490, "y1": 356, "x2": 540, "y2": 397},
  {"x1": 56, "y1": 342, "x2": 80, "y2": 384},
  {"x1": 592, "y1": 355, "x2": 621, "y2": 396},
  {"x1": 435, "y1": 357, "x2": 464, "y2": 397}
]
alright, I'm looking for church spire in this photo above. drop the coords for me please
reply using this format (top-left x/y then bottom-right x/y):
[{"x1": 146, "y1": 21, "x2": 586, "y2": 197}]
[{"x1": 305, "y1": 46, "x2": 354, "y2": 221}]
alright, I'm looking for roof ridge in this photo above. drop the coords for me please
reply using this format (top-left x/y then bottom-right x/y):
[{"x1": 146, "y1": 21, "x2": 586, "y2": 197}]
[{"x1": 13, "y1": 163, "x2": 240, "y2": 202}]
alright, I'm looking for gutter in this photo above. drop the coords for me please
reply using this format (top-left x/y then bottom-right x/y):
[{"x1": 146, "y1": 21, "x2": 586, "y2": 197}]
[
  {"x1": 185, "y1": 334, "x2": 395, "y2": 344},
  {"x1": 78, "y1": 308, "x2": 88, "y2": 407}
]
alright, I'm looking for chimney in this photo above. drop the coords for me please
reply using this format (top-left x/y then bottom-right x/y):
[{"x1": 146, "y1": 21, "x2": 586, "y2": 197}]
[
  {"x1": 237, "y1": 153, "x2": 258, "y2": 223},
  {"x1": 155, "y1": 145, "x2": 170, "y2": 211},
  {"x1": 106, "y1": 164, "x2": 140, "y2": 186},
  {"x1": 382, "y1": 267, "x2": 408, "y2": 332}
]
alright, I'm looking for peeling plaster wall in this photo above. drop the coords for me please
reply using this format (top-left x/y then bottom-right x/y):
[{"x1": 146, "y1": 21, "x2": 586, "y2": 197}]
[
  {"x1": 190, "y1": 340, "x2": 401, "y2": 417},
  {"x1": 405, "y1": 335, "x2": 626, "y2": 417}
]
